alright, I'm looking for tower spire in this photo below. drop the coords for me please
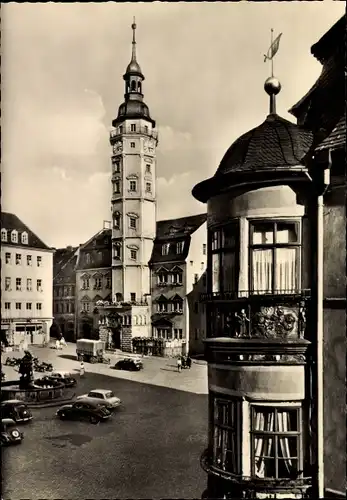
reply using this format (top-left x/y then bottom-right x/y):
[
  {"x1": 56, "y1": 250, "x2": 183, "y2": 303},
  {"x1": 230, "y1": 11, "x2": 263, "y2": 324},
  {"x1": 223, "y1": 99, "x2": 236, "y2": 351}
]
[{"x1": 131, "y1": 17, "x2": 137, "y2": 62}]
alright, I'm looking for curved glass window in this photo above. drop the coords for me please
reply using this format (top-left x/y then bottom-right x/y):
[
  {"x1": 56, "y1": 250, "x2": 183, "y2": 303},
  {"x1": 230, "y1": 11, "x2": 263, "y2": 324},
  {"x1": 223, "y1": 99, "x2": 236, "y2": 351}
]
[
  {"x1": 213, "y1": 396, "x2": 241, "y2": 474},
  {"x1": 209, "y1": 222, "x2": 239, "y2": 295}
]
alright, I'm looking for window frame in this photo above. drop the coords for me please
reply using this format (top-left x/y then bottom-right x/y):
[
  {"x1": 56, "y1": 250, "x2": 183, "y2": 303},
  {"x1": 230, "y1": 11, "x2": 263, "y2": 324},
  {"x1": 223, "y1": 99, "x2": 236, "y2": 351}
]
[
  {"x1": 15, "y1": 253, "x2": 21, "y2": 265},
  {"x1": 37, "y1": 256, "x2": 42, "y2": 267},
  {"x1": 1, "y1": 229, "x2": 7, "y2": 242},
  {"x1": 5, "y1": 252, "x2": 11, "y2": 264},
  {"x1": 250, "y1": 402, "x2": 303, "y2": 480},
  {"x1": 129, "y1": 180, "x2": 137, "y2": 192},
  {"x1": 208, "y1": 221, "x2": 240, "y2": 295},
  {"x1": 161, "y1": 243, "x2": 170, "y2": 256},
  {"x1": 129, "y1": 217, "x2": 137, "y2": 230},
  {"x1": 248, "y1": 219, "x2": 301, "y2": 295},
  {"x1": 16, "y1": 278, "x2": 22, "y2": 291},
  {"x1": 130, "y1": 249, "x2": 137, "y2": 260}
]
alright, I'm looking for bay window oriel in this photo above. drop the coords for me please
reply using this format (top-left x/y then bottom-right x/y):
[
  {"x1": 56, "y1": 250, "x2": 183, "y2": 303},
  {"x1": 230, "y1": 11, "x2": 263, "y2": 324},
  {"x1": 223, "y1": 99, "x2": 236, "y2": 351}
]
[
  {"x1": 209, "y1": 222, "x2": 239, "y2": 295},
  {"x1": 249, "y1": 220, "x2": 301, "y2": 294},
  {"x1": 213, "y1": 397, "x2": 241, "y2": 475}
]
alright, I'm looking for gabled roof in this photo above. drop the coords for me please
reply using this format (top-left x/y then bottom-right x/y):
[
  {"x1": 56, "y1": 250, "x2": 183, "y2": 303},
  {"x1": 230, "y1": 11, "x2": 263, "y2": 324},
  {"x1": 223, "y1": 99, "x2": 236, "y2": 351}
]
[
  {"x1": 76, "y1": 228, "x2": 112, "y2": 271},
  {"x1": 153, "y1": 294, "x2": 168, "y2": 303},
  {"x1": 53, "y1": 246, "x2": 78, "y2": 282},
  {"x1": 149, "y1": 213, "x2": 206, "y2": 265},
  {"x1": 1, "y1": 212, "x2": 50, "y2": 250},
  {"x1": 171, "y1": 294, "x2": 183, "y2": 302}
]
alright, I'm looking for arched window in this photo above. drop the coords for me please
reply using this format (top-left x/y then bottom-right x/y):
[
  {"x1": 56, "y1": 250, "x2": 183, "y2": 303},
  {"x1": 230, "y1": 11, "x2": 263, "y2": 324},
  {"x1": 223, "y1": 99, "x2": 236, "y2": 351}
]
[
  {"x1": 131, "y1": 80, "x2": 136, "y2": 91},
  {"x1": 11, "y1": 230, "x2": 18, "y2": 243},
  {"x1": 137, "y1": 82, "x2": 142, "y2": 93},
  {"x1": 1, "y1": 229, "x2": 7, "y2": 242},
  {"x1": 21, "y1": 232, "x2": 28, "y2": 244}
]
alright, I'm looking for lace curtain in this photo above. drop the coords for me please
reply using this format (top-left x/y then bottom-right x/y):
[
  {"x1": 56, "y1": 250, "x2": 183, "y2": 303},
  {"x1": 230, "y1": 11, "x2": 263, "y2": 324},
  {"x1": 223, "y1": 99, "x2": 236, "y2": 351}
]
[{"x1": 252, "y1": 249, "x2": 297, "y2": 293}]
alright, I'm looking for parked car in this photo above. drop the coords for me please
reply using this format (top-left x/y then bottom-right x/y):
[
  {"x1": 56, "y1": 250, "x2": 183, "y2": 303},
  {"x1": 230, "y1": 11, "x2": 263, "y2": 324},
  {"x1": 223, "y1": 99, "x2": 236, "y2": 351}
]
[
  {"x1": 1, "y1": 400, "x2": 33, "y2": 423},
  {"x1": 115, "y1": 358, "x2": 143, "y2": 371},
  {"x1": 76, "y1": 389, "x2": 121, "y2": 409},
  {"x1": 1, "y1": 418, "x2": 24, "y2": 446},
  {"x1": 44, "y1": 371, "x2": 77, "y2": 388},
  {"x1": 56, "y1": 401, "x2": 111, "y2": 424}
]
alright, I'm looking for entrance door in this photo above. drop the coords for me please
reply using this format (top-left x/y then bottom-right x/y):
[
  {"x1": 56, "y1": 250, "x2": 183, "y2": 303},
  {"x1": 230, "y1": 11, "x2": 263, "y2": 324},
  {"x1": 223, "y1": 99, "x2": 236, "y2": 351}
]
[{"x1": 111, "y1": 327, "x2": 121, "y2": 349}]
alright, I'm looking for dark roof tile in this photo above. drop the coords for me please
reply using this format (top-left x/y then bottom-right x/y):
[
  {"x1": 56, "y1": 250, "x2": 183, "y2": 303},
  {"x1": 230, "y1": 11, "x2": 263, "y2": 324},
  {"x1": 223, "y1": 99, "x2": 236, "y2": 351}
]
[{"x1": 1, "y1": 212, "x2": 50, "y2": 250}]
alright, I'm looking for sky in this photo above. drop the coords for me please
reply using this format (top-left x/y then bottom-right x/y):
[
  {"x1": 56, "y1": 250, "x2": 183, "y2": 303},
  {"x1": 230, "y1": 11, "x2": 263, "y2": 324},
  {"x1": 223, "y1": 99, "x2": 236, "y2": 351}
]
[{"x1": 2, "y1": 2, "x2": 344, "y2": 248}]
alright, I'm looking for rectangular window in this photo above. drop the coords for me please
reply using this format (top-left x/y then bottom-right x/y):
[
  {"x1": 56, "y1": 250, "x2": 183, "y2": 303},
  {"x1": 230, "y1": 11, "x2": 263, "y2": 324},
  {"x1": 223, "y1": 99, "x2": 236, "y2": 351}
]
[
  {"x1": 37, "y1": 279, "x2": 42, "y2": 292},
  {"x1": 161, "y1": 243, "x2": 170, "y2": 256},
  {"x1": 114, "y1": 180, "x2": 121, "y2": 193},
  {"x1": 203, "y1": 243, "x2": 207, "y2": 255},
  {"x1": 37, "y1": 256, "x2": 42, "y2": 267},
  {"x1": 251, "y1": 405, "x2": 302, "y2": 479},
  {"x1": 82, "y1": 302, "x2": 90, "y2": 312},
  {"x1": 94, "y1": 278, "x2": 102, "y2": 289},
  {"x1": 82, "y1": 278, "x2": 89, "y2": 289},
  {"x1": 5, "y1": 277, "x2": 11, "y2": 291},
  {"x1": 213, "y1": 397, "x2": 241, "y2": 474},
  {"x1": 114, "y1": 161, "x2": 120, "y2": 173},
  {"x1": 27, "y1": 278, "x2": 32, "y2": 291},
  {"x1": 16, "y1": 302, "x2": 22, "y2": 310},
  {"x1": 106, "y1": 277, "x2": 112, "y2": 289},
  {"x1": 16, "y1": 278, "x2": 22, "y2": 291},
  {"x1": 11, "y1": 231, "x2": 18, "y2": 243},
  {"x1": 144, "y1": 126, "x2": 148, "y2": 134},
  {"x1": 210, "y1": 223, "x2": 239, "y2": 295},
  {"x1": 146, "y1": 182, "x2": 152, "y2": 193},
  {"x1": 114, "y1": 215, "x2": 121, "y2": 229},
  {"x1": 157, "y1": 273, "x2": 168, "y2": 285},
  {"x1": 130, "y1": 142, "x2": 135, "y2": 148},
  {"x1": 16, "y1": 254, "x2": 21, "y2": 265},
  {"x1": 129, "y1": 217, "x2": 137, "y2": 229},
  {"x1": 26, "y1": 303, "x2": 32, "y2": 310},
  {"x1": 176, "y1": 241, "x2": 184, "y2": 254},
  {"x1": 131, "y1": 124, "x2": 136, "y2": 132},
  {"x1": 250, "y1": 221, "x2": 300, "y2": 295},
  {"x1": 27, "y1": 255, "x2": 32, "y2": 266},
  {"x1": 114, "y1": 247, "x2": 121, "y2": 260},
  {"x1": 5, "y1": 252, "x2": 11, "y2": 264},
  {"x1": 130, "y1": 249, "x2": 137, "y2": 260},
  {"x1": 129, "y1": 180, "x2": 137, "y2": 192},
  {"x1": 130, "y1": 293, "x2": 136, "y2": 302},
  {"x1": 36, "y1": 303, "x2": 42, "y2": 311},
  {"x1": 5, "y1": 302, "x2": 11, "y2": 310},
  {"x1": 146, "y1": 164, "x2": 151, "y2": 173}
]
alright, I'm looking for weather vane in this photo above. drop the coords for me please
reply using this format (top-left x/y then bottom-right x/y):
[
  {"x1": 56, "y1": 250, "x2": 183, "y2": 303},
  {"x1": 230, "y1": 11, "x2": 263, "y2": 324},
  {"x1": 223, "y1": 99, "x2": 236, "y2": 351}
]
[{"x1": 264, "y1": 29, "x2": 282, "y2": 77}]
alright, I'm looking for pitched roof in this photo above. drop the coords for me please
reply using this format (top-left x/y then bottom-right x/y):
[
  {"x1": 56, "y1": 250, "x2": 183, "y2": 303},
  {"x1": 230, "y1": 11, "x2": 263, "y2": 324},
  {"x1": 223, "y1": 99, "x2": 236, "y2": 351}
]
[
  {"x1": 53, "y1": 246, "x2": 78, "y2": 282},
  {"x1": 76, "y1": 228, "x2": 112, "y2": 271},
  {"x1": 315, "y1": 113, "x2": 346, "y2": 152},
  {"x1": 1, "y1": 212, "x2": 50, "y2": 250},
  {"x1": 149, "y1": 213, "x2": 207, "y2": 265},
  {"x1": 311, "y1": 15, "x2": 345, "y2": 63}
]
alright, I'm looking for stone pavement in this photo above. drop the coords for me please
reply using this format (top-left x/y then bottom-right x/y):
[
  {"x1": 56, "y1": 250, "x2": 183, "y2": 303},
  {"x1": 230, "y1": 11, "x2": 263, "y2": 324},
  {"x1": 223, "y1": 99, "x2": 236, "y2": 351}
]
[{"x1": 2, "y1": 342, "x2": 208, "y2": 395}]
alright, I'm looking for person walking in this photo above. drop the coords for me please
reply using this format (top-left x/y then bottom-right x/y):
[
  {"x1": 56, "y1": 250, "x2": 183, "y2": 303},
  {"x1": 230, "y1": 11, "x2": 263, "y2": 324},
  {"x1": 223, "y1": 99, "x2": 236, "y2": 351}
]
[
  {"x1": 79, "y1": 361, "x2": 85, "y2": 378},
  {"x1": 177, "y1": 356, "x2": 182, "y2": 373},
  {"x1": 186, "y1": 356, "x2": 192, "y2": 369}
]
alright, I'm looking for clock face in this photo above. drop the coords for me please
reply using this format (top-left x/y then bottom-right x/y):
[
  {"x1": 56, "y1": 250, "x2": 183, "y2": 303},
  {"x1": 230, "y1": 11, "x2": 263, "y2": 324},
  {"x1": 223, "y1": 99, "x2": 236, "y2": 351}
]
[
  {"x1": 143, "y1": 141, "x2": 149, "y2": 153},
  {"x1": 113, "y1": 141, "x2": 122, "y2": 153}
]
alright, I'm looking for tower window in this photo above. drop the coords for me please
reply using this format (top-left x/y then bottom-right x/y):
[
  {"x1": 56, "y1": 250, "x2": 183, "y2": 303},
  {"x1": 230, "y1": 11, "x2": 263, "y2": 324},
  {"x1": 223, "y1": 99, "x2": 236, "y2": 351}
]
[
  {"x1": 114, "y1": 161, "x2": 120, "y2": 173},
  {"x1": 114, "y1": 215, "x2": 121, "y2": 229},
  {"x1": 146, "y1": 164, "x2": 151, "y2": 173},
  {"x1": 129, "y1": 180, "x2": 137, "y2": 192},
  {"x1": 129, "y1": 217, "x2": 137, "y2": 229},
  {"x1": 144, "y1": 125, "x2": 148, "y2": 134},
  {"x1": 119, "y1": 126, "x2": 123, "y2": 134},
  {"x1": 130, "y1": 142, "x2": 136, "y2": 149},
  {"x1": 131, "y1": 124, "x2": 136, "y2": 132},
  {"x1": 203, "y1": 243, "x2": 207, "y2": 255},
  {"x1": 138, "y1": 82, "x2": 142, "y2": 93},
  {"x1": 114, "y1": 246, "x2": 121, "y2": 260},
  {"x1": 131, "y1": 80, "x2": 136, "y2": 91},
  {"x1": 130, "y1": 293, "x2": 136, "y2": 302},
  {"x1": 145, "y1": 182, "x2": 152, "y2": 193},
  {"x1": 114, "y1": 181, "x2": 120, "y2": 193},
  {"x1": 130, "y1": 249, "x2": 137, "y2": 260}
]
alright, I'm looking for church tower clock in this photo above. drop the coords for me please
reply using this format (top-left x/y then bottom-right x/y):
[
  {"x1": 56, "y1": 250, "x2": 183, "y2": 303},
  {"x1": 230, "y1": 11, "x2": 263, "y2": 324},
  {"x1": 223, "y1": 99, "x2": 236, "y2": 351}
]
[{"x1": 110, "y1": 19, "x2": 158, "y2": 304}]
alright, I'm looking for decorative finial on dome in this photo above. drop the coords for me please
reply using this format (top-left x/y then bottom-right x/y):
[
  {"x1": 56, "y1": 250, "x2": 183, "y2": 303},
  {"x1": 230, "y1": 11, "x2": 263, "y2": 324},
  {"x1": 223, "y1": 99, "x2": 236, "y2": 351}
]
[{"x1": 263, "y1": 29, "x2": 283, "y2": 115}]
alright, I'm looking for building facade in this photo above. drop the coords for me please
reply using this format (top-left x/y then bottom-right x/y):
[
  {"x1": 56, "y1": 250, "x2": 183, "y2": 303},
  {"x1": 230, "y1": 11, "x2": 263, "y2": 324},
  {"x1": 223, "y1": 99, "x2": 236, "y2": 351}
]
[
  {"x1": 1, "y1": 212, "x2": 54, "y2": 347},
  {"x1": 149, "y1": 214, "x2": 207, "y2": 356},
  {"x1": 52, "y1": 246, "x2": 78, "y2": 342},
  {"x1": 75, "y1": 228, "x2": 112, "y2": 339},
  {"x1": 193, "y1": 16, "x2": 345, "y2": 500}
]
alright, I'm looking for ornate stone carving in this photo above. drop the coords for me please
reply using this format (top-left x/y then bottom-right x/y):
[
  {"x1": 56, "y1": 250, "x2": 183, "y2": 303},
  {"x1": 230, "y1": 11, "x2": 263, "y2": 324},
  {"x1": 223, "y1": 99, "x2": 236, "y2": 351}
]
[{"x1": 252, "y1": 305, "x2": 298, "y2": 339}]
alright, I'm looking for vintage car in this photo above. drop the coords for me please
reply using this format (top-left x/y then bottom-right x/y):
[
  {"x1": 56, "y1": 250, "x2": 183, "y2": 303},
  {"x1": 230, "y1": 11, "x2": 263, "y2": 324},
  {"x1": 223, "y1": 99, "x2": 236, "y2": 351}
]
[
  {"x1": 1, "y1": 400, "x2": 33, "y2": 423},
  {"x1": 115, "y1": 358, "x2": 143, "y2": 371},
  {"x1": 1, "y1": 418, "x2": 24, "y2": 446},
  {"x1": 56, "y1": 400, "x2": 111, "y2": 424},
  {"x1": 42, "y1": 371, "x2": 77, "y2": 388},
  {"x1": 76, "y1": 389, "x2": 121, "y2": 409}
]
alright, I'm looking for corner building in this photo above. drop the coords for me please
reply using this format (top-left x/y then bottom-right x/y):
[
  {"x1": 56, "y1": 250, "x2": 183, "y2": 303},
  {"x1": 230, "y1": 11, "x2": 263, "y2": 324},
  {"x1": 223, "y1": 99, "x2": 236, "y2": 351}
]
[{"x1": 193, "y1": 16, "x2": 345, "y2": 500}]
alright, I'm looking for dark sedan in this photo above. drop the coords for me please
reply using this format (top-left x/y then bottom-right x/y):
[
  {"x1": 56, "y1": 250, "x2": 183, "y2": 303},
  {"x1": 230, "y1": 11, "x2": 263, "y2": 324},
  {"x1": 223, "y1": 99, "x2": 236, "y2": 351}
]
[
  {"x1": 115, "y1": 358, "x2": 143, "y2": 371},
  {"x1": 1, "y1": 418, "x2": 24, "y2": 446},
  {"x1": 42, "y1": 371, "x2": 77, "y2": 388},
  {"x1": 56, "y1": 401, "x2": 111, "y2": 424},
  {"x1": 1, "y1": 400, "x2": 33, "y2": 423}
]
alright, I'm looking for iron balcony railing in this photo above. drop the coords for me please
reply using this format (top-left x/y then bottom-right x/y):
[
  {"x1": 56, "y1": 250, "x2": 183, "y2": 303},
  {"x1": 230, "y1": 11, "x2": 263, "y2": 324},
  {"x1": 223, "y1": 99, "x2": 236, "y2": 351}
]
[
  {"x1": 110, "y1": 127, "x2": 158, "y2": 142},
  {"x1": 200, "y1": 289, "x2": 311, "y2": 303}
]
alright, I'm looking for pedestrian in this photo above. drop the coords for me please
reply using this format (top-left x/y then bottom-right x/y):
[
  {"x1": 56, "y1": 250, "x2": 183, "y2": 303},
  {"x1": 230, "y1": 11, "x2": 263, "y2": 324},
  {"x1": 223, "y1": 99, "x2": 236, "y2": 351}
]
[
  {"x1": 79, "y1": 361, "x2": 85, "y2": 377},
  {"x1": 186, "y1": 356, "x2": 192, "y2": 369},
  {"x1": 177, "y1": 356, "x2": 182, "y2": 373},
  {"x1": 60, "y1": 336, "x2": 67, "y2": 347},
  {"x1": 55, "y1": 339, "x2": 60, "y2": 350}
]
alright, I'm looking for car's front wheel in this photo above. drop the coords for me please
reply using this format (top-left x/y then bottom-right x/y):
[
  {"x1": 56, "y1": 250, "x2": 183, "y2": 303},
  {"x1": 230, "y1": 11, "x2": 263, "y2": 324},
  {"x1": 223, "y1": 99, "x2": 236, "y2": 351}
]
[{"x1": 90, "y1": 415, "x2": 99, "y2": 425}]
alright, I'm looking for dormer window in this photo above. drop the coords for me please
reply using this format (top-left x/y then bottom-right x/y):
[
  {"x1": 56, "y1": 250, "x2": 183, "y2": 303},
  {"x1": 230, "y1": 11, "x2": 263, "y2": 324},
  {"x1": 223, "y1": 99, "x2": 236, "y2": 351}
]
[
  {"x1": 162, "y1": 243, "x2": 170, "y2": 256},
  {"x1": 21, "y1": 232, "x2": 28, "y2": 244},
  {"x1": 1, "y1": 229, "x2": 7, "y2": 242},
  {"x1": 11, "y1": 230, "x2": 18, "y2": 243},
  {"x1": 176, "y1": 241, "x2": 184, "y2": 254}
]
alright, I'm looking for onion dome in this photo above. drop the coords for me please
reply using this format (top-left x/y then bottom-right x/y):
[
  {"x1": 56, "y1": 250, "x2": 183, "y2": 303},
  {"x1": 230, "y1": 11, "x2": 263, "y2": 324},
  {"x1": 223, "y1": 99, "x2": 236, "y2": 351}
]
[{"x1": 192, "y1": 77, "x2": 313, "y2": 203}]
